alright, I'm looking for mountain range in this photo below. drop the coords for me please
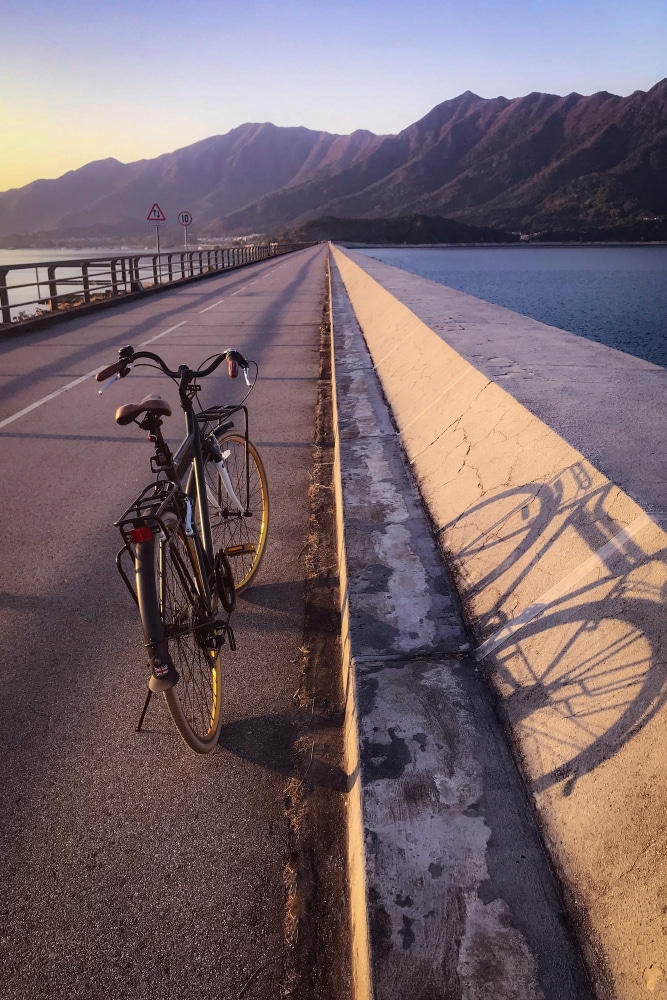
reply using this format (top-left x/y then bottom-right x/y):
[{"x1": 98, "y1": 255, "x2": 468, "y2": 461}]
[{"x1": 1, "y1": 79, "x2": 666, "y2": 243}]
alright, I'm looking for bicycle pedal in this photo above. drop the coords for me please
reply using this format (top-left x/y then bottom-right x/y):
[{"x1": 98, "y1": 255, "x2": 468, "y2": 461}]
[{"x1": 224, "y1": 543, "x2": 256, "y2": 556}]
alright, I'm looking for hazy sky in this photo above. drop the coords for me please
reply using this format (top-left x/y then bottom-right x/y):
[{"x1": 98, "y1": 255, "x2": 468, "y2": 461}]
[{"x1": 2, "y1": 0, "x2": 665, "y2": 192}]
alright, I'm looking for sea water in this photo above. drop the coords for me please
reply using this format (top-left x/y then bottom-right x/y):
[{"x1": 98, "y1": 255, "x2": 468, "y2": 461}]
[{"x1": 358, "y1": 246, "x2": 667, "y2": 367}]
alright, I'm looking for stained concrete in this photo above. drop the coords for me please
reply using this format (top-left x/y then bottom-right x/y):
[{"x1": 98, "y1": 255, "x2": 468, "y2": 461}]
[
  {"x1": 330, "y1": 258, "x2": 592, "y2": 1000},
  {"x1": 331, "y1": 244, "x2": 667, "y2": 1000}
]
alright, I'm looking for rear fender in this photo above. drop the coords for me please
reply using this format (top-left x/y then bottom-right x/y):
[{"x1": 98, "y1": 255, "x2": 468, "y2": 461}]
[{"x1": 135, "y1": 536, "x2": 179, "y2": 691}]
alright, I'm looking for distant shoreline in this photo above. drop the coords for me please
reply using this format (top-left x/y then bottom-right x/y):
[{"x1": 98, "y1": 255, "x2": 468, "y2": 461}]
[
  {"x1": 342, "y1": 241, "x2": 667, "y2": 249},
  {"x1": 2, "y1": 241, "x2": 666, "y2": 259}
]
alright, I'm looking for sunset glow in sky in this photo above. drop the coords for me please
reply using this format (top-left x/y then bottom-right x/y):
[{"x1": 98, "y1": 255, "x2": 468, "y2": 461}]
[{"x1": 2, "y1": 0, "x2": 666, "y2": 192}]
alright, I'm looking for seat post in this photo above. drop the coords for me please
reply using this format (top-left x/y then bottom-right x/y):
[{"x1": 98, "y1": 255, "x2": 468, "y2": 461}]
[{"x1": 140, "y1": 414, "x2": 172, "y2": 470}]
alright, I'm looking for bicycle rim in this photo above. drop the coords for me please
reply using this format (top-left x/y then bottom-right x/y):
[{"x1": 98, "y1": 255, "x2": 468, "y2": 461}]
[
  {"x1": 203, "y1": 432, "x2": 269, "y2": 593},
  {"x1": 157, "y1": 510, "x2": 223, "y2": 752}
]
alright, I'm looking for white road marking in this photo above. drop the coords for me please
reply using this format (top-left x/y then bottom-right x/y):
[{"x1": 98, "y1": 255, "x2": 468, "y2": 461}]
[
  {"x1": 198, "y1": 299, "x2": 225, "y2": 314},
  {"x1": 0, "y1": 370, "x2": 101, "y2": 431},
  {"x1": 0, "y1": 255, "x2": 304, "y2": 433},
  {"x1": 475, "y1": 513, "x2": 653, "y2": 660},
  {"x1": 0, "y1": 321, "x2": 188, "y2": 431},
  {"x1": 139, "y1": 320, "x2": 187, "y2": 346}
]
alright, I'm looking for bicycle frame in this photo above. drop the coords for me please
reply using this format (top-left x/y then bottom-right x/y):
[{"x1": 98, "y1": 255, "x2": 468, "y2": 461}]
[
  {"x1": 116, "y1": 419, "x2": 216, "y2": 609},
  {"x1": 115, "y1": 398, "x2": 250, "y2": 607},
  {"x1": 99, "y1": 345, "x2": 255, "y2": 737}
]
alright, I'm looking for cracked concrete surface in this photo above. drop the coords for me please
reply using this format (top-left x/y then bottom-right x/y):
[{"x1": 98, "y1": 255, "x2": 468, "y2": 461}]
[
  {"x1": 330, "y1": 258, "x2": 592, "y2": 1000},
  {"x1": 332, "y1": 245, "x2": 667, "y2": 1000}
]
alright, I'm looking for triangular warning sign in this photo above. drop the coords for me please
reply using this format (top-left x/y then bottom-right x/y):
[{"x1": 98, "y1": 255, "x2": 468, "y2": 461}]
[{"x1": 147, "y1": 203, "x2": 166, "y2": 222}]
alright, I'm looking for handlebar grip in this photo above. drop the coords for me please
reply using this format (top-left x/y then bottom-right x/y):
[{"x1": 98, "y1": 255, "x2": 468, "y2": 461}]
[
  {"x1": 227, "y1": 358, "x2": 239, "y2": 378},
  {"x1": 96, "y1": 360, "x2": 124, "y2": 382}
]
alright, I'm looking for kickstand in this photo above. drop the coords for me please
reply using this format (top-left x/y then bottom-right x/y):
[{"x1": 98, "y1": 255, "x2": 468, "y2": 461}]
[{"x1": 136, "y1": 688, "x2": 153, "y2": 732}]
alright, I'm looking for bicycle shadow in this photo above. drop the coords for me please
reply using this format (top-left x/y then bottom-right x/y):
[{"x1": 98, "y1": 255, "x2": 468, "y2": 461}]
[{"x1": 440, "y1": 461, "x2": 667, "y2": 794}]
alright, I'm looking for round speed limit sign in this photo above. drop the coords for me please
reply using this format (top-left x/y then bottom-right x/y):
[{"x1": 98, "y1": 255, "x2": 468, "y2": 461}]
[{"x1": 178, "y1": 211, "x2": 192, "y2": 227}]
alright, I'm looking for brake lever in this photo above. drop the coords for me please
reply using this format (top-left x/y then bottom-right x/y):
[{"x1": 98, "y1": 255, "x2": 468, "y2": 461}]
[
  {"x1": 243, "y1": 366, "x2": 251, "y2": 387},
  {"x1": 98, "y1": 373, "x2": 120, "y2": 394}
]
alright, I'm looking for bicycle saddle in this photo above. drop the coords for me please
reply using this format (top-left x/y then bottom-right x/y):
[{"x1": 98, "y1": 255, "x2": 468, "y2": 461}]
[{"x1": 115, "y1": 394, "x2": 172, "y2": 426}]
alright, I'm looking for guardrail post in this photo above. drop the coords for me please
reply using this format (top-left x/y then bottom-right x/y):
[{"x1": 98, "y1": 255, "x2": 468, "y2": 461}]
[
  {"x1": 0, "y1": 267, "x2": 10, "y2": 324},
  {"x1": 167, "y1": 255, "x2": 173, "y2": 282},
  {"x1": 110, "y1": 260, "x2": 119, "y2": 298},
  {"x1": 82, "y1": 263, "x2": 91, "y2": 303},
  {"x1": 48, "y1": 265, "x2": 58, "y2": 312},
  {"x1": 152, "y1": 256, "x2": 159, "y2": 286}
]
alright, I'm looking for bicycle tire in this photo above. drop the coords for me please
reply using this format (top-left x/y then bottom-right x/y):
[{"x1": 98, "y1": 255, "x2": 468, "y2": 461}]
[
  {"x1": 149, "y1": 508, "x2": 224, "y2": 753},
  {"x1": 201, "y1": 430, "x2": 269, "y2": 594}
]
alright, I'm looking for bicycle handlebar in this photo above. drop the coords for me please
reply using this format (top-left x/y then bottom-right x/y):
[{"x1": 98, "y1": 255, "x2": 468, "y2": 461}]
[{"x1": 95, "y1": 346, "x2": 250, "y2": 383}]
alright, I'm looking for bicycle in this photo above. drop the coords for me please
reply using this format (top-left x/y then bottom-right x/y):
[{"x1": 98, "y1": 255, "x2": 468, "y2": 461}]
[{"x1": 96, "y1": 344, "x2": 269, "y2": 752}]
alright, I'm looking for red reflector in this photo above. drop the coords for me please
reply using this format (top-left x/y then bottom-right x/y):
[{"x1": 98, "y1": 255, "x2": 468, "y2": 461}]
[{"x1": 130, "y1": 526, "x2": 153, "y2": 543}]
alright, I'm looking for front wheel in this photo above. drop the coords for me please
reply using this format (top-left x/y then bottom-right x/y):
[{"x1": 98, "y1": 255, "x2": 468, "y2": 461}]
[
  {"x1": 202, "y1": 431, "x2": 269, "y2": 593},
  {"x1": 149, "y1": 508, "x2": 224, "y2": 753}
]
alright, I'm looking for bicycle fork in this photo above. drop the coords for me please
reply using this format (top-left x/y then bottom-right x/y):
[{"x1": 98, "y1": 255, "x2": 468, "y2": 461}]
[{"x1": 203, "y1": 433, "x2": 245, "y2": 515}]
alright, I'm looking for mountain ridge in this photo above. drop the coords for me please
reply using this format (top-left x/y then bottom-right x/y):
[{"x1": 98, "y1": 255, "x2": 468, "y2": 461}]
[{"x1": 1, "y1": 81, "x2": 665, "y2": 241}]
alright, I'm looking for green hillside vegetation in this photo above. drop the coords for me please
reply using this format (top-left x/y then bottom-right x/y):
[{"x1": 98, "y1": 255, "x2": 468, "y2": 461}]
[{"x1": 285, "y1": 214, "x2": 516, "y2": 244}]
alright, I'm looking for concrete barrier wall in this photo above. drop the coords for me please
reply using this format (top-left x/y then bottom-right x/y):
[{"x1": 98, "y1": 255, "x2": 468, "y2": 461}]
[{"x1": 331, "y1": 244, "x2": 667, "y2": 1000}]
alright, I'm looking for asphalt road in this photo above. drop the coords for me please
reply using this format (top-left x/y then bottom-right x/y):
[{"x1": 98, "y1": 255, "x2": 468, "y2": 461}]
[{"x1": 0, "y1": 245, "x2": 328, "y2": 999}]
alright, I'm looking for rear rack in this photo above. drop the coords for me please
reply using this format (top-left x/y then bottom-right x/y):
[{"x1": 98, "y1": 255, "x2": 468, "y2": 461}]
[
  {"x1": 196, "y1": 404, "x2": 237, "y2": 424},
  {"x1": 115, "y1": 477, "x2": 181, "y2": 537},
  {"x1": 114, "y1": 479, "x2": 183, "y2": 605}
]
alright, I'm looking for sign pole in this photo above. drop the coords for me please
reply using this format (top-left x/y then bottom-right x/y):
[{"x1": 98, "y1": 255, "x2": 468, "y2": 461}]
[
  {"x1": 146, "y1": 203, "x2": 167, "y2": 254},
  {"x1": 178, "y1": 211, "x2": 193, "y2": 252}
]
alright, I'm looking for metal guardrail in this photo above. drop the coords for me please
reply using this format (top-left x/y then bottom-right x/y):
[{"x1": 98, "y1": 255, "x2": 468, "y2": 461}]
[{"x1": 0, "y1": 243, "x2": 314, "y2": 326}]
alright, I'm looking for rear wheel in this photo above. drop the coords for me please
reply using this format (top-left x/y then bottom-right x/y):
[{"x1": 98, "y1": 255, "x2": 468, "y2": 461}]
[
  {"x1": 156, "y1": 509, "x2": 223, "y2": 752},
  {"x1": 202, "y1": 431, "x2": 269, "y2": 593}
]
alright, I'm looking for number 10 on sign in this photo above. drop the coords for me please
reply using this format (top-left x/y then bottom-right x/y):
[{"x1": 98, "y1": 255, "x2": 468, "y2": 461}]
[{"x1": 178, "y1": 211, "x2": 192, "y2": 249}]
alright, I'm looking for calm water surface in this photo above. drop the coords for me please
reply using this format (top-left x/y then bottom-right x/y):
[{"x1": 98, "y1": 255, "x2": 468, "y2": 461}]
[{"x1": 359, "y1": 246, "x2": 667, "y2": 367}]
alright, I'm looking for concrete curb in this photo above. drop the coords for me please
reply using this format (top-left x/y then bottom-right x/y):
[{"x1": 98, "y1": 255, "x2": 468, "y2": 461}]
[
  {"x1": 328, "y1": 252, "x2": 593, "y2": 999},
  {"x1": 331, "y1": 244, "x2": 667, "y2": 1000},
  {"x1": 328, "y1": 258, "x2": 373, "y2": 1000}
]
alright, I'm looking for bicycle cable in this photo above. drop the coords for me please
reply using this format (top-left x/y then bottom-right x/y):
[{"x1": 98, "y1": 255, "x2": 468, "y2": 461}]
[{"x1": 193, "y1": 357, "x2": 258, "y2": 418}]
